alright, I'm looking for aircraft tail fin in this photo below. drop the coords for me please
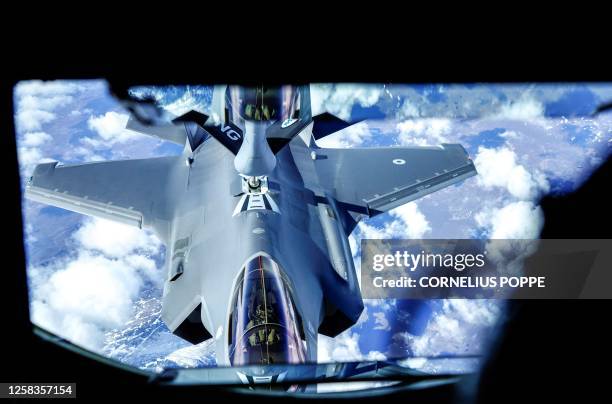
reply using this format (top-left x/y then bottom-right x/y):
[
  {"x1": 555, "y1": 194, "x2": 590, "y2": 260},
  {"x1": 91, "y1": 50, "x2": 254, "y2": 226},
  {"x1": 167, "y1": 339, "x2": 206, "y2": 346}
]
[
  {"x1": 159, "y1": 109, "x2": 363, "y2": 157},
  {"x1": 125, "y1": 110, "x2": 211, "y2": 151},
  {"x1": 312, "y1": 112, "x2": 363, "y2": 141},
  {"x1": 174, "y1": 110, "x2": 309, "y2": 156},
  {"x1": 126, "y1": 116, "x2": 187, "y2": 146}
]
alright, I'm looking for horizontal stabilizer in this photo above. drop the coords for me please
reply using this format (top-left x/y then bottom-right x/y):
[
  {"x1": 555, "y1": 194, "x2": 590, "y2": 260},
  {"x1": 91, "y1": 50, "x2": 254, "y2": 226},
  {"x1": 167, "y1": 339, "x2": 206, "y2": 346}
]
[
  {"x1": 126, "y1": 110, "x2": 212, "y2": 150},
  {"x1": 315, "y1": 144, "x2": 477, "y2": 216}
]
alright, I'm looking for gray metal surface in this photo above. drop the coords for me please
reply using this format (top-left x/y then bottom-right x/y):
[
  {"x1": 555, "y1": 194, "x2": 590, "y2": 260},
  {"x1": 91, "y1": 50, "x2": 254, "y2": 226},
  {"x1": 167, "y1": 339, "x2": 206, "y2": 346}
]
[{"x1": 314, "y1": 144, "x2": 477, "y2": 215}]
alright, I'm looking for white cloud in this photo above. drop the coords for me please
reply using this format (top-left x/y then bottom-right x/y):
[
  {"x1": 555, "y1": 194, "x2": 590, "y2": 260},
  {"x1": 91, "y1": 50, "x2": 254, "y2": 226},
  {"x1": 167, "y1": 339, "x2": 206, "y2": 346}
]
[
  {"x1": 357, "y1": 223, "x2": 389, "y2": 239},
  {"x1": 47, "y1": 253, "x2": 142, "y2": 324},
  {"x1": 365, "y1": 351, "x2": 387, "y2": 361},
  {"x1": 19, "y1": 94, "x2": 73, "y2": 113},
  {"x1": 390, "y1": 202, "x2": 432, "y2": 238},
  {"x1": 500, "y1": 130, "x2": 520, "y2": 139},
  {"x1": 473, "y1": 146, "x2": 546, "y2": 271},
  {"x1": 397, "y1": 99, "x2": 420, "y2": 119},
  {"x1": 393, "y1": 300, "x2": 501, "y2": 357},
  {"x1": 396, "y1": 118, "x2": 452, "y2": 146},
  {"x1": 475, "y1": 201, "x2": 544, "y2": 239},
  {"x1": 474, "y1": 146, "x2": 549, "y2": 200},
  {"x1": 398, "y1": 357, "x2": 481, "y2": 374},
  {"x1": 86, "y1": 111, "x2": 142, "y2": 146},
  {"x1": 358, "y1": 202, "x2": 431, "y2": 239},
  {"x1": 493, "y1": 97, "x2": 544, "y2": 121},
  {"x1": 17, "y1": 109, "x2": 56, "y2": 131},
  {"x1": 365, "y1": 298, "x2": 397, "y2": 313},
  {"x1": 22, "y1": 131, "x2": 52, "y2": 147},
  {"x1": 17, "y1": 146, "x2": 54, "y2": 174},
  {"x1": 162, "y1": 91, "x2": 207, "y2": 117},
  {"x1": 373, "y1": 312, "x2": 391, "y2": 331},
  {"x1": 74, "y1": 217, "x2": 161, "y2": 258},
  {"x1": 162, "y1": 339, "x2": 216, "y2": 369},
  {"x1": 310, "y1": 84, "x2": 383, "y2": 120},
  {"x1": 14, "y1": 80, "x2": 82, "y2": 131},
  {"x1": 18, "y1": 147, "x2": 43, "y2": 167},
  {"x1": 15, "y1": 80, "x2": 82, "y2": 98},
  {"x1": 400, "y1": 357, "x2": 428, "y2": 369},
  {"x1": 356, "y1": 305, "x2": 369, "y2": 325},
  {"x1": 318, "y1": 332, "x2": 362, "y2": 363},
  {"x1": 317, "y1": 310, "x2": 387, "y2": 364},
  {"x1": 316, "y1": 380, "x2": 396, "y2": 393},
  {"x1": 17, "y1": 132, "x2": 57, "y2": 175},
  {"x1": 29, "y1": 217, "x2": 163, "y2": 352},
  {"x1": 63, "y1": 145, "x2": 105, "y2": 162},
  {"x1": 30, "y1": 252, "x2": 145, "y2": 350},
  {"x1": 316, "y1": 122, "x2": 371, "y2": 148},
  {"x1": 348, "y1": 234, "x2": 358, "y2": 258}
]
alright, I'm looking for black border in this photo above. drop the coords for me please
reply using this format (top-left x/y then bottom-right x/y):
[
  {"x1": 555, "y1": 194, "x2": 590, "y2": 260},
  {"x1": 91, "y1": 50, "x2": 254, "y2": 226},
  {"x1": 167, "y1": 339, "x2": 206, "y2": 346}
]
[{"x1": 3, "y1": 35, "x2": 612, "y2": 401}]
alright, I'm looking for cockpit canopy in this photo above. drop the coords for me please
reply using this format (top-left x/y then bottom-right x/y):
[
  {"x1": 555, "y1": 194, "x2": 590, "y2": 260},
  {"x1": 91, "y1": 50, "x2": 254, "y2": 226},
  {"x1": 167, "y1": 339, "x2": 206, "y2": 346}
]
[
  {"x1": 229, "y1": 255, "x2": 306, "y2": 366},
  {"x1": 225, "y1": 85, "x2": 301, "y2": 125}
]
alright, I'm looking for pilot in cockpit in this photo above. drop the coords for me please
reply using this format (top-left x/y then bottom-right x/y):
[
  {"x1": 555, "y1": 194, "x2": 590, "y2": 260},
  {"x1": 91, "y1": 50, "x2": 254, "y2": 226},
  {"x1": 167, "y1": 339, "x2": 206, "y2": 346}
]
[{"x1": 225, "y1": 85, "x2": 300, "y2": 128}]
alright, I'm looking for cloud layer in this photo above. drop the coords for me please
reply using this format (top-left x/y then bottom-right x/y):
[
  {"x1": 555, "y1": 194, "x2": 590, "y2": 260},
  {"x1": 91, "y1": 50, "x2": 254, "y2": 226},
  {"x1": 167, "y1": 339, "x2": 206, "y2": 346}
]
[
  {"x1": 14, "y1": 80, "x2": 82, "y2": 131},
  {"x1": 310, "y1": 84, "x2": 383, "y2": 120},
  {"x1": 393, "y1": 300, "x2": 501, "y2": 357},
  {"x1": 17, "y1": 81, "x2": 612, "y2": 373},
  {"x1": 85, "y1": 111, "x2": 144, "y2": 146},
  {"x1": 358, "y1": 202, "x2": 432, "y2": 239},
  {"x1": 475, "y1": 201, "x2": 544, "y2": 239},
  {"x1": 396, "y1": 118, "x2": 452, "y2": 146},
  {"x1": 29, "y1": 217, "x2": 163, "y2": 352},
  {"x1": 474, "y1": 145, "x2": 549, "y2": 200}
]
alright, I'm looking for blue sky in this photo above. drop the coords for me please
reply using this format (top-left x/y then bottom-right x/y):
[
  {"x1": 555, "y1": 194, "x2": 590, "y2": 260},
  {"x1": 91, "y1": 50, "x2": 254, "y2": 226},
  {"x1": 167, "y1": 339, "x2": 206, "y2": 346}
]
[{"x1": 14, "y1": 81, "x2": 612, "y2": 372}]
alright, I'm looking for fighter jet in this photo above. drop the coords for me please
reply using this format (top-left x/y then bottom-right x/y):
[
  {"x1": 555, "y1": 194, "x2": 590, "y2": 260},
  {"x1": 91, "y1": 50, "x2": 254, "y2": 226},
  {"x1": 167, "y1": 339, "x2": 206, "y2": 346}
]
[{"x1": 25, "y1": 85, "x2": 477, "y2": 367}]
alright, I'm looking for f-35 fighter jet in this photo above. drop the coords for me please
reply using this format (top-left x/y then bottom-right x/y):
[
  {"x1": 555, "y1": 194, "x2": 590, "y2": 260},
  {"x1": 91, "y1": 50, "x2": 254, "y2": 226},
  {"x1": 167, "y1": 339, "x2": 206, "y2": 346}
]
[{"x1": 26, "y1": 85, "x2": 477, "y2": 366}]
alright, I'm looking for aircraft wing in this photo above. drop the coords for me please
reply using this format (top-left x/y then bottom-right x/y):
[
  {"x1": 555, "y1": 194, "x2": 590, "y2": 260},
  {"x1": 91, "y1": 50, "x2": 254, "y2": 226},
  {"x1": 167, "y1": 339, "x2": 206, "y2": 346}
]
[
  {"x1": 314, "y1": 144, "x2": 477, "y2": 215},
  {"x1": 25, "y1": 156, "x2": 180, "y2": 229}
]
